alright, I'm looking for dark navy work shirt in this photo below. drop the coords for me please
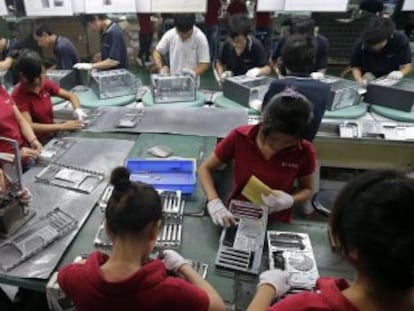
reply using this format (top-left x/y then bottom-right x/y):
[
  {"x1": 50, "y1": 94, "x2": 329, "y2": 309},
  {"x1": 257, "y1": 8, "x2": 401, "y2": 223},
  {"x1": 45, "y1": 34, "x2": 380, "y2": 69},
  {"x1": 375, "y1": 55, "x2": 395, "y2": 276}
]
[
  {"x1": 272, "y1": 34, "x2": 329, "y2": 71},
  {"x1": 262, "y1": 76, "x2": 331, "y2": 141},
  {"x1": 1, "y1": 39, "x2": 20, "y2": 60},
  {"x1": 101, "y1": 22, "x2": 127, "y2": 69},
  {"x1": 350, "y1": 31, "x2": 412, "y2": 77},
  {"x1": 53, "y1": 36, "x2": 80, "y2": 70},
  {"x1": 219, "y1": 36, "x2": 267, "y2": 75}
]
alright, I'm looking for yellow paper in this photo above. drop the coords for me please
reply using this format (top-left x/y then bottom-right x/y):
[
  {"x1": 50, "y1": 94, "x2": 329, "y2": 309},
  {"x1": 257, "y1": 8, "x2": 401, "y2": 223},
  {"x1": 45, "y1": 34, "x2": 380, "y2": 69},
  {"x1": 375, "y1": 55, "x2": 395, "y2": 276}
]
[{"x1": 242, "y1": 175, "x2": 273, "y2": 206}]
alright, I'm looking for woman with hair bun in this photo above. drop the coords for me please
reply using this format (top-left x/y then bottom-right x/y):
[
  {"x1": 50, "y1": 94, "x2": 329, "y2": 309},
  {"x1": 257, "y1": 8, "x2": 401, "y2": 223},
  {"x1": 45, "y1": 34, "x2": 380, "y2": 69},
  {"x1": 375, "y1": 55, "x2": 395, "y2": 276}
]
[{"x1": 58, "y1": 167, "x2": 225, "y2": 311}]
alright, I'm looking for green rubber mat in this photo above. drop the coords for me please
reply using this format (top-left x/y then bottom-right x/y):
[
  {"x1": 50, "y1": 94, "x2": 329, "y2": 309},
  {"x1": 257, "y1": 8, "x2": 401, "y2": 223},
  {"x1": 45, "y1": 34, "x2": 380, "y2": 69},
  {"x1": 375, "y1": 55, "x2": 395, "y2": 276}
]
[
  {"x1": 370, "y1": 104, "x2": 414, "y2": 123},
  {"x1": 142, "y1": 91, "x2": 206, "y2": 107},
  {"x1": 214, "y1": 94, "x2": 259, "y2": 115},
  {"x1": 324, "y1": 103, "x2": 368, "y2": 119}
]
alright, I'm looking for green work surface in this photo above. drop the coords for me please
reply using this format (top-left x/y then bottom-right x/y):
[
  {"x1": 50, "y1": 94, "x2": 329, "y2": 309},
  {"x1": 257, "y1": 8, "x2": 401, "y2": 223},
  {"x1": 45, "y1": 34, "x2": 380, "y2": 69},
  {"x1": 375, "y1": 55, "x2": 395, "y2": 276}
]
[
  {"x1": 126, "y1": 133, "x2": 217, "y2": 214},
  {"x1": 142, "y1": 91, "x2": 206, "y2": 108},
  {"x1": 370, "y1": 104, "x2": 414, "y2": 123},
  {"x1": 324, "y1": 103, "x2": 368, "y2": 119},
  {"x1": 74, "y1": 87, "x2": 136, "y2": 108},
  {"x1": 214, "y1": 94, "x2": 259, "y2": 115},
  {"x1": 52, "y1": 96, "x2": 66, "y2": 105}
]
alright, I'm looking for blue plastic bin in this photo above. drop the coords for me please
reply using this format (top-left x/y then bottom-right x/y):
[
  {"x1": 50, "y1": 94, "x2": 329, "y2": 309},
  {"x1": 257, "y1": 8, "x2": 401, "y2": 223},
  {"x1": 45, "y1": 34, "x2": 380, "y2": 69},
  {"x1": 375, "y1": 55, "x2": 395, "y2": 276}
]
[{"x1": 125, "y1": 158, "x2": 197, "y2": 194}]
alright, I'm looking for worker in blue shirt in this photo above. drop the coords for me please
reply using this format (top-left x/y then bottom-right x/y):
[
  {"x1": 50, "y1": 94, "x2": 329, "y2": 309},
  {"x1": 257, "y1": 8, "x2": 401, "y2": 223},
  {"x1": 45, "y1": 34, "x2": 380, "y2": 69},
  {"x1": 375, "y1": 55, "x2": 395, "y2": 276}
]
[
  {"x1": 351, "y1": 16, "x2": 412, "y2": 84},
  {"x1": 263, "y1": 34, "x2": 330, "y2": 142},
  {"x1": 33, "y1": 24, "x2": 80, "y2": 70},
  {"x1": 75, "y1": 14, "x2": 127, "y2": 71},
  {"x1": 0, "y1": 37, "x2": 22, "y2": 70}
]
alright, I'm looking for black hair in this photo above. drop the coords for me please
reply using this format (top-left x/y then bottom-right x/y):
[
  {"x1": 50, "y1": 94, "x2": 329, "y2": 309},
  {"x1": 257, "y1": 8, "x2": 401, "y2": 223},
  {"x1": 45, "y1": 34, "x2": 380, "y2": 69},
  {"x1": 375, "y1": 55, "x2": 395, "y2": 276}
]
[
  {"x1": 362, "y1": 16, "x2": 395, "y2": 47},
  {"x1": 173, "y1": 14, "x2": 195, "y2": 33},
  {"x1": 15, "y1": 49, "x2": 43, "y2": 83},
  {"x1": 105, "y1": 167, "x2": 162, "y2": 237},
  {"x1": 359, "y1": 0, "x2": 384, "y2": 13},
  {"x1": 228, "y1": 14, "x2": 251, "y2": 38},
  {"x1": 331, "y1": 170, "x2": 414, "y2": 291},
  {"x1": 289, "y1": 17, "x2": 315, "y2": 36},
  {"x1": 261, "y1": 89, "x2": 312, "y2": 139},
  {"x1": 281, "y1": 34, "x2": 316, "y2": 74},
  {"x1": 33, "y1": 24, "x2": 54, "y2": 37},
  {"x1": 82, "y1": 14, "x2": 108, "y2": 24}
]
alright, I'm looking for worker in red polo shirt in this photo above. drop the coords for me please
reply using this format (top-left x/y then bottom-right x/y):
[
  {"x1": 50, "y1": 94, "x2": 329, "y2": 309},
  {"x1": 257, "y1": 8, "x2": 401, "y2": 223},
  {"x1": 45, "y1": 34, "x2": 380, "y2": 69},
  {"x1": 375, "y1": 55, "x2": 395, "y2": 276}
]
[
  {"x1": 255, "y1": 11, "x2": 272, "y2": 52},
  {"x1": 198, "y1": 89, "x2": 316, "y2": 226},
  {"x1": 226, "y1": 0, "x2": 248, "y2": 17},
  {"x1": 0, "y1": 85, "x2": 41, "y2": 162},
  {"x1": 204, "y1": 0, "x2": 222, "y2": 61},
  {"x1": 136, "y1": 13, "x2": 153, "y2": 67},
  {"x1": 11, "y1": 50, "x2": 86, "y2": 144}
]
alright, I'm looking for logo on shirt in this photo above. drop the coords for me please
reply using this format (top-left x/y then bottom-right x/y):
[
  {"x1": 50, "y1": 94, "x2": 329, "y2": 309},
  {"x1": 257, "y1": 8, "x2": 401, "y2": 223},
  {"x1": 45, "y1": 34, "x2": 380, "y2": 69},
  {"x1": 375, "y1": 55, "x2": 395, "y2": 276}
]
[
  {"x1": 4, "y1": 98, "x2": 10, "y2": 105},
  {"x1": 281, "y1": 162, "x2": 299, "y2": 169}
]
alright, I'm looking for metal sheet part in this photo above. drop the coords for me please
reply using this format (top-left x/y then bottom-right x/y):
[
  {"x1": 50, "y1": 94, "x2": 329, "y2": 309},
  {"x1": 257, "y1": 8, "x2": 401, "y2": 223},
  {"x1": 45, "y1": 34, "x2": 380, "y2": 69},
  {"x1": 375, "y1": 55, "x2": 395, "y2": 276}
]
[
  {"x1": 0, "y1": 137, "x2": 134, "y2": 279},
  {"x1": 84, "y1": 106, "x2": 248, "y2": 138}
]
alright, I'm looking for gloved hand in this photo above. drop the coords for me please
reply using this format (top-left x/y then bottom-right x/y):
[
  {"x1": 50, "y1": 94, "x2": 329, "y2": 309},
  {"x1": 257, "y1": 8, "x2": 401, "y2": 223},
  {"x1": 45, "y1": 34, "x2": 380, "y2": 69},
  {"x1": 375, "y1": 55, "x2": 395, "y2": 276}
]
[
  {"x1": 310, "y1": 72, "x2": 324, "y2": 80},
  {"x1": 73, "y1": 108, "x2": 88, "y2": 122},
  {"x1": 261, "y1": 190, "x2": 294, "y2": 214},
  {"x1": 387, "y1": 70, "x2": 404, "y2": 80},
  {"x1": 246, "y1": 67, "x2": 261, "y2": 78},
  {"x1": 220, "y1": 70, "x2": 232, "y2": 82},
  {"x1": 73, "y1": 63, "x2": 93, "y2": 70},
  {"x1": 181, "y1": 68, "x2": 196, "y2": 78},
  {"x1": 16, "y1": 188, "x2": 32, "y2": 206},
  {"x1": 159, "y1": 66, "x2": 170, "y2": 75},
  {"x1": 207, "y1": 198, "x2": 236, "y2": 227},
  {"x1": 162, "y1": 250, "x2": 189, "y2": 272},
  {"x1": 258, "y1": 270, "x2": 291, "y2": 298}
]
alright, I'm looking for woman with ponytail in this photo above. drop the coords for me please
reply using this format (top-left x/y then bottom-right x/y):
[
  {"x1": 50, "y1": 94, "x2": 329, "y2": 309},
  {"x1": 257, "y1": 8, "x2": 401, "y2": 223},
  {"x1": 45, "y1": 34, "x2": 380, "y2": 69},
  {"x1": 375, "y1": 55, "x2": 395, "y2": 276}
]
[{"x1": 58, "y1": 167, "x2": 225, "y2": 311}]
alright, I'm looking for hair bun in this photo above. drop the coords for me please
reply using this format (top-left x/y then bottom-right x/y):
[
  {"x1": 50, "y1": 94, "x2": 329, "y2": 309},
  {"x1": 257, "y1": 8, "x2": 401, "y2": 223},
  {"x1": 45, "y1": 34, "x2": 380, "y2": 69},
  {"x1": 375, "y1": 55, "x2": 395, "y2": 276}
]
[{"x1": 110, "y1": 167, "x2": 131, "y2": 192}]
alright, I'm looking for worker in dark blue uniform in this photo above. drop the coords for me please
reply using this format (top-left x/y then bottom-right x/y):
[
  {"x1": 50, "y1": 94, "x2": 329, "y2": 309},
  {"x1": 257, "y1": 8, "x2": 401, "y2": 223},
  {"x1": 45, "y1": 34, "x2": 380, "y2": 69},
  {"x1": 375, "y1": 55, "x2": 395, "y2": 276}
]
[
  {"x1": 75, "y1": 14, "x2": 127, "y2": 71},
  {"x1": 33, "y1": 24, "x2": 80, "y2": 70},
  {"x1": 351, "y1": 16, "x2": 412, "y2": 84},
  {"x1": 263, "y1": 34, "x2": 330, "y2": 142},
  {"x1": 0, "y1": 37, "x2": 22, "y2": 70}
]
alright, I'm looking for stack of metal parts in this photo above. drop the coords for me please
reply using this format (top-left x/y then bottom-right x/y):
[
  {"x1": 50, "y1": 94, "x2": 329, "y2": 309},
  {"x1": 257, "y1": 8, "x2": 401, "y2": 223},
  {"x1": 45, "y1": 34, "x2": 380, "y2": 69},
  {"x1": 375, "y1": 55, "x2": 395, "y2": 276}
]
[
  {"x1": 94, "y1": 190, "x2": 185, "y2": 248},
  {"x1": 90, "y1": 69, "x2": 138, "y2": 99},
  {"x1": 46, "y1": 70, "x2": 76, "y2": 90},
  {"x1": 116, "y1": 109, "x2": 145, "y2": 128},
  {"x1": 35, "y1": 163, "x2": 104, "y2": 194},
  {"x1": 320, "y1": 75, "x2": 363, "y2": 111},
  {"x1": 188, "y1": 260, "x2": 208, "y2": 279},
  {"x1": 82, "y1": 109, "x2": 104, "y2": 129},
  {"x1": 215, "y1": 200, "x2": 268, "y2": 274},
  {"x1": 222, "y1": 75, "x2": 274, "y2": 107},
  {"x1": 37, "y1": 137, "x2": 76, "y2": 166},
  {"x1": 151, "y1": 74, "x2": 196, "y2": 103},
  {"x1": 0, "y1": 207, "x2": 77, "y2": 271},
  {"x1": 267, "y1": 231, "x2": 319, "y2": 290}
]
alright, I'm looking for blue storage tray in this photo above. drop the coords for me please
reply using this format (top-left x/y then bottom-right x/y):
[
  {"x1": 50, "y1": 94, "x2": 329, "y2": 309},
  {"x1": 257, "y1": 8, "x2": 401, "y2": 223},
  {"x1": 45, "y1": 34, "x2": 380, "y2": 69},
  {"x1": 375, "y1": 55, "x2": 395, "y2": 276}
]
[{"x1": 125, "y1": 159, "x2": 196, "y2": 194}]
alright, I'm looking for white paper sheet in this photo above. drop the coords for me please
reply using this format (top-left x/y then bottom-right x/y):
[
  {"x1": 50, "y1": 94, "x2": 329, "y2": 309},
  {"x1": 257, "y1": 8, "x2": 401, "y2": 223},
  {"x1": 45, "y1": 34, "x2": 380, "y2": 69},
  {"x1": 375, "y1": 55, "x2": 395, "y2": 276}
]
[
  {"x1": 0, "y1": 0, "x2": 8, "y2": 16},
  {"x1": 257, "y1": 0, "x2": 285, "y2": 12},
  {"x1": 403, "y1": 0, "x2": 414, "y2": 11},
  {"x1": 85, "y1": 0, "x2": 136, "y2": 13},
  {"x1": 151, "y1": 0, "x2": 207, "y2": 13},
  {"x1": 284, "y1": 0, "x2": 349, "y2": 12},
  {"x1": 24, "y1": 0, "x2": 74, "y2": 16}
]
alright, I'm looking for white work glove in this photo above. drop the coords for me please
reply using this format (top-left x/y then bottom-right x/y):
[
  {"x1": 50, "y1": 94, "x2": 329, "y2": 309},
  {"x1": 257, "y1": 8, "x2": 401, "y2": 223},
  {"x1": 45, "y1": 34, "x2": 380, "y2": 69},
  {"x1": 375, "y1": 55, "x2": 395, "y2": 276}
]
[
  {"x1": 249, "y1": 99, "x2": 262, "y2": 111},
  {"x1": 387, "y1": 70, "x2": 404, "y2": 80},
  {"x1": 181, "y1": 68, "x2": 196, "y2": 78},
  {"x1": 258, "y1": 270, "x2": 291, "y2": 298},
  {"x1": 246, "y1": 67, "x2": 261, "y2": 78},
  {"x1": 310, "y1": 72, "x2": 324, "y2": 80},
  {"x1": 162, "y1": 250, "x2": 190, "y2": 272},
  {"x1": 73, "y1": 63, "x2": 93, "y2": 70},
  {"x1": 261, "y1": 190, "x2": 294, "y2": 214},
  {"x1": 220, "y1": 70, "x2": 232, "y2": 82},
  {"x1": 16, "y1": 187, "x2": 32, "y2": 206},
  {"x1": 207, "y1": 198, "x2": 236, "y2": 227},
  {"x1": 73, "y1": 108, "x2": 88, "y2": 122}
]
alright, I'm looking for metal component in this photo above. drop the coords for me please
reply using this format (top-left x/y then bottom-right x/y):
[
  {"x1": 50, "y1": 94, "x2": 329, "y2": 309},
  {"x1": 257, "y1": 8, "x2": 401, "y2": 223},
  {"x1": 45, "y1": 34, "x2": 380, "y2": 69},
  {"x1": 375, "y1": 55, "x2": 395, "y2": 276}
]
[
  {"x1": 90, "y1": 69, "x2": 138, "y2": 99},
  {"x1": 46, "y1": 70, "x2": 76, "y2": 90},
  {"x1": 320, "y1": 75, "x2": 363, "y2": 111},
  {"x1": 215, "y1": 200, "x2": 268, "y2": 274},
  {"x1": 222, "y1": 75, "x2": 273, "y2": 107},
  {"x1": 267, "y1": 231, "x2": 319, "y2": 290},
  {"x1": 35, "y1": 163, "x2": 104, "y2": 194},
  {"x1": 151, "y1": 74, "x2": 196, "y2": 103},
  {"x1": 0, "y1": 207, "x2": 77, "y2": 271},
  {"x1": 116, "y1": 109, "x2": 145, "y2": 128},
  {"x1": 97, "y1": 184, "x2": 114, "y2": 211},
  {"x1": 82, "y1": 109, "x2": 104, "y2": 129},
  {"x1": 37, "y1": 137, "x2": 76, "y2": 166},
  {"x1": 188, "y1": 260, "x2": 208, "y2": 279}
]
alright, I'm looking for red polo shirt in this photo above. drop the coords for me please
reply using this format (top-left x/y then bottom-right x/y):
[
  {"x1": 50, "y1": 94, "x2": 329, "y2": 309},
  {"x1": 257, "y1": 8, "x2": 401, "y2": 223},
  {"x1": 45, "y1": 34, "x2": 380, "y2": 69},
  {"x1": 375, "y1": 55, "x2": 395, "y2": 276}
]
[
  {"x1": 205, "y1": 0, "x2": 222, "y2": 26},
  {"x1": 256, "y1": 12, "x2": 272, "y2": 28},
  {"x1": 267, "y1": 277, "x2": 358, "y2": 310},
  {"x1": 215, "y1": 124, "x2": 316, "y2": 223},
  {"x1": 58, "y1": 251, "x2": 210, "y2": 311},
  {"x1": 0, "y1": 86, "x2": 24, "y2": 153},
  {"x1": 137, "y1": 13, "x2": 153, "y2": 35},
  {"x1": 227, "y1": 0, "x2": 248, "y2": 16}
]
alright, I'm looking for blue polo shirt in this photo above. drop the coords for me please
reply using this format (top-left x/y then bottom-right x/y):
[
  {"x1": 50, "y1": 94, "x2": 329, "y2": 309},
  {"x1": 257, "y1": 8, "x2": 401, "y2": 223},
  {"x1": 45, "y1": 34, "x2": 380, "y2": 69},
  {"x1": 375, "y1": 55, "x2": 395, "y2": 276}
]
[
  {"x1": 350, "y1": 31, "x2": 412, "y2": 77},
  {"x1": 219, "y1": 35, "x2": 267, "y2": 75},
  {"x1": 272, "y1": 35, "x2": 329, "y2": 72},
  {"x1": 262, "y1": 76, "x2": 330, "y2": 141},
  {"x1": 101, "y1": 22, "x2": 127, "y2": 69},
  {"x1": 54, "y1": 36, "x2": 80, "y2": 70}
]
